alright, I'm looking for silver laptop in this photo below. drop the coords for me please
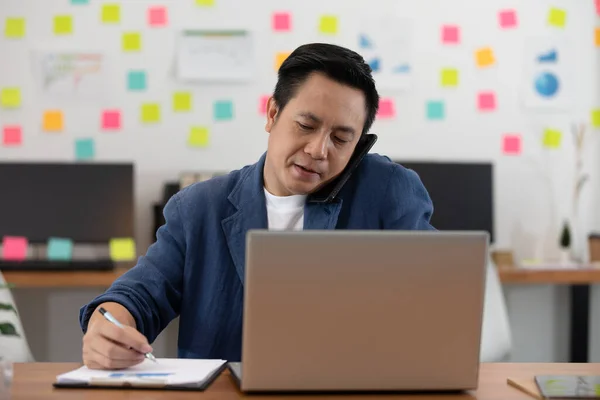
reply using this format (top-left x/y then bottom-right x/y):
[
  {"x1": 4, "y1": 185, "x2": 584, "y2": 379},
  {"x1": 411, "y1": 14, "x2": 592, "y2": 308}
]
[{"x1": 229, "y1": 230, "x2": 489, "y2": 393}]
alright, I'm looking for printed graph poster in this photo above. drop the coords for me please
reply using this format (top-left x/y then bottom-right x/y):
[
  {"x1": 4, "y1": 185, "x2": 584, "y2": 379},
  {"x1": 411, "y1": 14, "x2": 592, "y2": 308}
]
[
  {"x1": 358, "y1": 18, "x2": 413, "y2": 91},
  {"x1": 522, "y1": 37, "x2": 573, "y2": 110}
]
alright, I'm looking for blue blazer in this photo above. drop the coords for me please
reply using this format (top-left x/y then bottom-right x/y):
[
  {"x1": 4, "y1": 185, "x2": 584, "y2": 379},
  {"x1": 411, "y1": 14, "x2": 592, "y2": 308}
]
[{"x1": 79, "y1": 153, "x2": 434, "y2": 361}]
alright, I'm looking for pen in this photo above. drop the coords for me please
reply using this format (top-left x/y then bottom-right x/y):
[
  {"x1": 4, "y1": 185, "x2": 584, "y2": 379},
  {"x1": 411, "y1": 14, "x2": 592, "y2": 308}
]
[{"x1": 98, "y1": 307, "x2": 157, "y2": 363}]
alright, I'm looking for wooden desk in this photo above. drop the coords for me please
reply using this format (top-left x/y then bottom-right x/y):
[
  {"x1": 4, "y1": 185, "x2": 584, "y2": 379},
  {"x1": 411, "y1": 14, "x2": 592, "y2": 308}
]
[
  {"x1": 498, "y1": 267, "x2": 600, "y2": 284},
  {"x1": 9, "y1": 362, "x2": 600, "y2": 399},
  {"x1": 3, "y1": 268, "x2": 128, "y2": 288}
]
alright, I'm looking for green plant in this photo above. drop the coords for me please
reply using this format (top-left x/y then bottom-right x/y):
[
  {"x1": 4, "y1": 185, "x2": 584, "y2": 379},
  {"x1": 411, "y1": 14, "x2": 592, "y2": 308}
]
[
  {"x1": 0, "y1": 284, "x2": 19, "y2": 338},
  {"x1": 560, "y1": 221, "x2": 571, "y2": 249}
]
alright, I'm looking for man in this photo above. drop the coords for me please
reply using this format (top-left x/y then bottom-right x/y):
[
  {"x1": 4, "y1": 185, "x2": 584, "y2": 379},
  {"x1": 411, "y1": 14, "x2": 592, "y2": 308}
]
[{"x1": 80, "y1": 43, "x2": 434, "y2": 370}]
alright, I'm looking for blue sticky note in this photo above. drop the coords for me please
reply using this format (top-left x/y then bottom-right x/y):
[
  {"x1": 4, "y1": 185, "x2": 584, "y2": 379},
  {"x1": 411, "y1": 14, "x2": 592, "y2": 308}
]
[
  {"x1": 47, "y1": 237, "x2": 73, "y2": 261},
  {"x1": 214, "y1": 100, "x2": 234, "y2": 121},
  {"x1": 127, "y1": 70, "x2": 146, "y2": 91},
  {"x1": 75, "y1": 138, "x2": 95, "y2": 160},
  {"x1": 426, "y1": 101, "x2": 445, "y2": 120},
  {"x1": 71, "y1": 0, "x2": 89, "y2": 4}
]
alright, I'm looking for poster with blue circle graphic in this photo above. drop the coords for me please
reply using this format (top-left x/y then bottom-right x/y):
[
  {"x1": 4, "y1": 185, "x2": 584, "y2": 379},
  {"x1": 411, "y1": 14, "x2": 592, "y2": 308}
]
[{"x1": 522, "y1": 37, "x2": 572, "y2": 110}]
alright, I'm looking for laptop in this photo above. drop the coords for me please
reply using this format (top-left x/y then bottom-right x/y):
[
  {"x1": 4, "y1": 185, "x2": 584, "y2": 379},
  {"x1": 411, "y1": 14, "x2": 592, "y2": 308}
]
[{"x1": 229, "y1": 230, "x2": 489, "y2": 393}]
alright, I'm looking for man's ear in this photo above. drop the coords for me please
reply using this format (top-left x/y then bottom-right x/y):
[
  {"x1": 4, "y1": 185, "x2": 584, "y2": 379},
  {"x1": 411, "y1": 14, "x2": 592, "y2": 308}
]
[{"x1": 265, "y1": 97, "x2": 279, "y2": 133}]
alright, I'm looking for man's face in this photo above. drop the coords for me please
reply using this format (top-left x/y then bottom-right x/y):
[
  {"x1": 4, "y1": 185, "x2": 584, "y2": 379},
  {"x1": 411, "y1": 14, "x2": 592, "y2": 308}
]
[{"x1": 264, "y1": 72, "x2": 367, "y2": 196}]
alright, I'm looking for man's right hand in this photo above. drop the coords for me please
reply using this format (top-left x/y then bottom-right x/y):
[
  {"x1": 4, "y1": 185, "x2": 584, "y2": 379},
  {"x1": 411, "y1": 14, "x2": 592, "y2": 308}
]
[{"x1": 82, "y1": 303, "x2": 153, "y2": 370}]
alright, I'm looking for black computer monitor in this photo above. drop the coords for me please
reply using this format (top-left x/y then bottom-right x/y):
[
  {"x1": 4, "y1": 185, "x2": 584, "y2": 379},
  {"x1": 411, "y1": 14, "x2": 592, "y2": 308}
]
[
  {"x1": 0, "y1": 163, "x2": 134, "y2": 243},
  {"x1": 396, "y1": 161, "x2": 494, "y2": 243}
]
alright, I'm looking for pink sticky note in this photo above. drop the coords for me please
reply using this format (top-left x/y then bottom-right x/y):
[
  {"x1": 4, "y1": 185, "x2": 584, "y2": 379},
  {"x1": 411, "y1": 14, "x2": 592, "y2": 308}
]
[
  {"x1": 148, "y1": 6, "x2": 167, "y2": 27},
  {"x1": 597, "y1": 0, "x2": 600, "y2": 16},
  {"x1": 478, "y1": 92, "x2": 496, "y2": 111},
  {"x1": 499, "y1": 9, "x2": 517, "y2": 28},
  {"x1": 259, "y1": 95, "x2": 270, "y2": 115},
  {"x1": 273, "y1": 12, "x2": 291, "y2": 32},
  {"x1": 502, "y1": 134, "x2": 521, "y2": 155},
  {"x1": 377, "y1": 98, "x2": 395, "y2": 119},
  {"x1": 2, "y1": 236, "x2": 28, "y2": 261},
  {"x1": 2, "y1": 125, "x2": 22, "y2": 146},
  {"x1": 102, "y1": 109, "x2": 121, "y2": 130},
  {"x1": 441, "y1": 25, "x2": 460, "y2": 44}
]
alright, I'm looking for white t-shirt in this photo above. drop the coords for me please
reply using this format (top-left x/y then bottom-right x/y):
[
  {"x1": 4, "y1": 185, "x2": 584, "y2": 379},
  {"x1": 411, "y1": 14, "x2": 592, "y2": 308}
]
[{"x1": 264, "y1": 188, "x2": 307, "y2": 231}]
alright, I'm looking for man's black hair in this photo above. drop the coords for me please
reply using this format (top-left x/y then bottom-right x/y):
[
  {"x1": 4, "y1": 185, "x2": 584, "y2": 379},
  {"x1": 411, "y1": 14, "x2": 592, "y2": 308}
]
[{"x1": 272, "y1": 43, "x2": 379, "y2": 137}]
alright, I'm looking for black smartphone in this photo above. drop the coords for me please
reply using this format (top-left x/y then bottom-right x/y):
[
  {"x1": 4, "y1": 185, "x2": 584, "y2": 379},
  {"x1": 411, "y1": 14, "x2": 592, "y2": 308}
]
[{"x1": 309, "y1": 133, "x2": 378, "y2": 203}]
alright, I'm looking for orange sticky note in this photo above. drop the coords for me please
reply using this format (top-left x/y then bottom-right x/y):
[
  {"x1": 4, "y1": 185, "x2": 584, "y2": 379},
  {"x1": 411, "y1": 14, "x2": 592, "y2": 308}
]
[
  {"x1": 475, "y1": 47, "x2": 495, "y2": 68},
  {"x1": 377, "y1": 98, "x2": 395, "y2": 119},
  {"x1": 502, "y1": 134, "x2": 521, "y2": 155},
  {"x1": 2, "y1": 236, "x2": 28, "y2": 261},
  {"x1": 43, "y1": 110, "x2": 64, "y2": 132},
  {"x1": 275, "y1": 52, "x2": 290, "y2": 71},
  {"x1": 595, "y1": 28, "x2": 600, "y2": 47}
]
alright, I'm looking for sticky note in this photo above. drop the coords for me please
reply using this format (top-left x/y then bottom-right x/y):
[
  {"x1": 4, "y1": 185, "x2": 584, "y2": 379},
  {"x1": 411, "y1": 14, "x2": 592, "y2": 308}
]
[
  {"x1": 259, "y1": 95, "x2": 270, "y2": 115},
  {"x1": 498, "y1": 10, "x2": 518, "y2": 28},
  {"x1": 377, "y1": 98, "x2": 395, "y2": 119},
  {"x1": 542, "y1": 129, "x2": 562, "y2": 149},
  {"x1": 188, "y1": 126, "x2": 210, "y2": 148},
  {"x1": 101, "y1": 109, "x2": 121, "y2": 130},
  {"x1": 475, "y1": 47, "x2": 495, "y2": 68},
  {"x1": 123, "y1": 32, "x2": 141, "y2": 52},
  {"x1": 478, "y1": 92, "x2": 496, "y2": 111},
  {"x1": 109, "y1": 238, "x2": 136, "y2": 261},
  {"x1": 1, "y1": 88, "x2": 21, "y2": 108},
  {"x1": 43, "y1": 110, "x2": 64, "y2": 132},
  {"x1": 597, "y1": 0, "x2": 600, "y2": 16},
  {"x1": 548, "y1": 8, "x2": 566, "y2": 28},
  {"x1": 196, "y1": 0, "x2": 215, "y2": 6},
  {"x1": 441, "y1": 25, "x2": 459, "y2": 44},
  {"x1": 127, "y1": 70, "x2": 146, "y2": 91},
  {"x1": 75, "y1": 138, "x2": 95, "y2": 160},
  {"x1": 54, "y1": 15, "x2": 73, "y2": 35},
  {"x1": 101, "y1": 4, "x2": 120, "y2": 23},
  {"x1": 141, "y1": 103, "x2": 160, "y2": 123},
  {"x1": 5, "y1": 18, "x2": 25, "y2": 38},
  {"x1": 275, "y1": 52, "x2": 290, "y2": 71},
  {"x1": 148, "y1": 6, "x2": 167, "y2": 27},
  {"x1": 2, "y1": 236, "x2": 28, "y2": 261},
  {"x1": 426, "y1": 101, "x2": 445, "y2": 120},
  {"x1": 591, "y1": 109, "x2": 600, "y2": 128},
  {"x1": 595, "y1": 28, "x2": 600, "y2": 47},
  {"x1": 214, "y1": 100, "x2": 234, "y2": 121},
  {"x1": 440, "y1": 68, "x2": 459, "y2": 87},
  {"x1": 2, "y1": 125, "x2": 22, "y2": 146},
  {"x1": 273, "y1": 12, "x2": 291, "y2": 32},
  {"x1": 173, "y1": 92, "x2": 192, "y2": 112},
  {"x1": 502, "y1": 134, "x2": 521, "y2": 155},
  {"x1": 71, "y1": 0, "x2": 89, "y2": 4},
  {"x1": 47, "y1": 237, "x2": 73, "y2": 261},
  {"x1": 319, "y1": 15, "x2": 338, "y2": 35}
]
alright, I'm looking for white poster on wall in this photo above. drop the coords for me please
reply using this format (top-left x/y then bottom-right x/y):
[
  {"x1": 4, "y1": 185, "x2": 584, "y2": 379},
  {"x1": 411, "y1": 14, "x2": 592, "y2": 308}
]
[
  {"x1": 357, "y1": 18, "x2": 413, "y2": 91},
  {"x1": 176, "y1": 30, "x2": 254, "y2": 82}
]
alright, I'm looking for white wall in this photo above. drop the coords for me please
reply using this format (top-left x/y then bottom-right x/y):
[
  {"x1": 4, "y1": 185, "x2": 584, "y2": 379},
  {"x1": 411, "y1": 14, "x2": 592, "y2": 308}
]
[{"x1": 1, "y1": 0, "x2": 599, "y2": 362}]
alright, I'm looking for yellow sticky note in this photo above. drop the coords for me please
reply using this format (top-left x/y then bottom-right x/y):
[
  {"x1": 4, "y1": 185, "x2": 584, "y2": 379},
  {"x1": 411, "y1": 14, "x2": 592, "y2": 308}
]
[
  {"x1": 542, "y1": 129, "x2": 562, "y2": 149},
  {"x1": 440, "y1": 68, "x2": 459, "y2": 87},
  {"x1": 109, "y1": 238, "x2": 136, "y2": 261},
  {"x1": 43, "y1": 110, "x2": 64, "y2": 132},
  {"x1": 196, "y1": 0, "x2": 215, "y2": 6},
  {"x1": 123, "y1": 32, "x2": 141, "y2": 52},
  {"x1": 5, "y1": 18, "x2": 25, "y2": 38},
  {"x1": 173, "y1": 92, "x2": 192, "y2": 112},
  {"x1": 548, "y1": 8, "x2": 566, "y2": 28},
  {"x1": 275, "y1": 52, "x2": 290, "y2": 71},
  {"x1": 592, "y1": 109, "x2": 600, "y2": 128},
  {"x1": 1, "y1": 88, "x2": 21, "y2": 108},
  {"x1": 141, "y1": 103, "x2": 160, "y2": 123},
  {"x1": 475, "y1": 47, "x2": 495, "y2": 68},
  {"x1": 101, "y1": 4, "x2": 120, "y2": 23},
  {"x1": 319, "y1": 15, "x2": 338, "y2": 34},
  {"x1": 595, "y1": 28, "x2": 600, "y2": 47},
  {"x1": 54, "y1": 15, "x2": 73, "y2": 35},
  {"x1": 188, "y1": 126, "x2": 210, "y2": 148}
]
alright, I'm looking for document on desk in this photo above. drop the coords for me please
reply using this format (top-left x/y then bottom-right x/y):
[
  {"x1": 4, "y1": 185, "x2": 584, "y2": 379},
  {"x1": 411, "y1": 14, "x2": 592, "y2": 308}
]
[{"x1": 55, "y1": 358, "x2": 227, "y2": 389}]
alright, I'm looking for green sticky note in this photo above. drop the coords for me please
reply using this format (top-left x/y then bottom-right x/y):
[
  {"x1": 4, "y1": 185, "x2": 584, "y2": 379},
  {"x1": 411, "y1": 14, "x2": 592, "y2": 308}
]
[
  {"x1": 109, "y1": 238, "x2": 136, "y2": 261},
  {"x1": 595, "y1": 384, "x2": 600, "y2": 396},
  {"x1": 1, "y1": 88, "x2": 21, "y2": 108},
  {"x1": 47, "y1": 237, "x2": 73, "y2": 261},
  {"x1": 426, "y1": 101, "x2": 445, "y2": 120},
  {"x1": 102, "y1": 4, "x2": 120, "y2": 23},
  {"x1": 54, "y1": 15, "x2": 73, "y2": 35},
  {"x1": 127, "y1": 70, "x2": 146, "y2": 91},
  {"x1": 441, "y1": 68, "x2": 459, "y2": 87},
  {"x1": 548, "y1": 7, "x2": 566, "y2": 28},
  {"x1": 196, "y1": 0, "x2": 215, "y2": 6},
  {"x1": 173, "y1": 92, "x2": 192, "y2": 112},
  {"x1": 542, "y1": 129, "x2": 562, "y2": 149},
  {"x1": 592, "y1": 109, "x2": 600, "y2": 128},
  {"x1": 188, "y1": 126, "x2": 210, "y2": 148},
  {"x1": 122, "y1": 32, "x2": 141, "y2": 52},
  {"x1": 75, "y1": 138, "x2": 95, "y2": 160},
  {"x1": 319, "y1": 15, "x2": 338, "y2": 34},
  {"x1": 71, "y1": 0, "x2": 89, "y2": 4},
  {"x1": 214, "y1": 100, "x2": 233, "y2": 120},
  {"x1": 5, "y1": 18, "x2": 25, "y2": 38},
  {"x1": 141, "y1": 103, "x2": 160, "y2": 123}
]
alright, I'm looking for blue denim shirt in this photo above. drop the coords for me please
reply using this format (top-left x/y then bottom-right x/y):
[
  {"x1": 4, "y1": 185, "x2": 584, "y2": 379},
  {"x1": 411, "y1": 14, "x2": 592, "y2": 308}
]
[{"x1": 79, "y1": 153, "x2": 434, "y2": 361}]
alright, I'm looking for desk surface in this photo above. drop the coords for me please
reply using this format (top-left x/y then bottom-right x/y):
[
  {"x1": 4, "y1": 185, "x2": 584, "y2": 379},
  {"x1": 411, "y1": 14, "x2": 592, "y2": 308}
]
[
  {"x1": 10, "y1": 362, "x2": 600, "y2": 399},
  {"x1": 498, "y1": 267, "x2": 600, "y2": 284}
]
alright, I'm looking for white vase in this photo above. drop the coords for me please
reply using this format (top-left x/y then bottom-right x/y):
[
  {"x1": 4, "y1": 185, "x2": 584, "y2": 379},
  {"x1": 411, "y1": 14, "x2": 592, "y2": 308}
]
[{"x1": 559, "y1": 248, "x2": 571, "y2": 265}]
